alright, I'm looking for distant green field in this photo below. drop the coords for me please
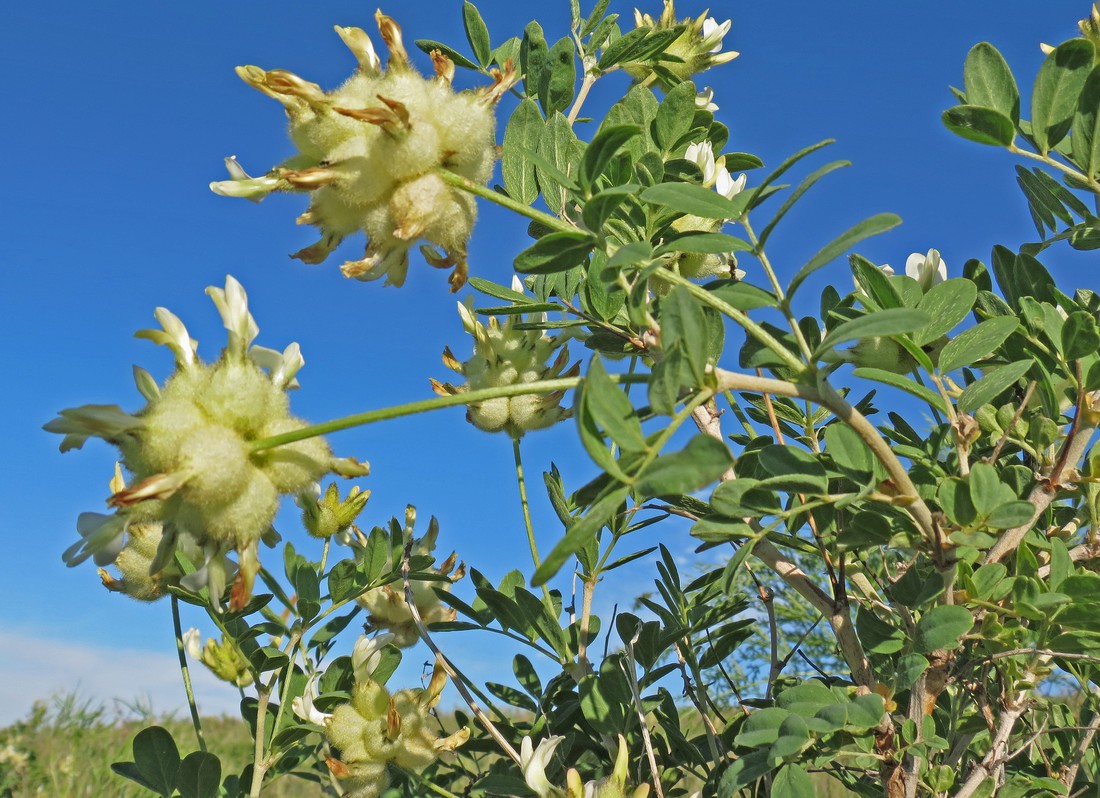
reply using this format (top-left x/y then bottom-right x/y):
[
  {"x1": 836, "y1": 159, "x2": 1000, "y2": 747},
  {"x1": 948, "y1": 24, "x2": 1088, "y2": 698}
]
[
  {"x1": 0, "y1": 694, "x2": 313, "y2": 798},
  {"x1": 1, "y1": 693, "x2": 855, "y2": 797}
]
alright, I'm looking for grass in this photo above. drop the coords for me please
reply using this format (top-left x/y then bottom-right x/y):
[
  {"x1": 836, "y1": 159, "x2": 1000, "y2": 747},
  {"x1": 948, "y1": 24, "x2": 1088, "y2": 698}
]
[
  {"x1": 0, "y1": 692, "x2": 857, "y2": 797},
  {"x1": 0, "y1": 693, "x2": 316, "y2": 797}
]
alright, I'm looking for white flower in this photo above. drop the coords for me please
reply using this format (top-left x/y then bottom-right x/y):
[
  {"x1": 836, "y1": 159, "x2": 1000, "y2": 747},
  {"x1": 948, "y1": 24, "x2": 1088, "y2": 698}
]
[
  {"x1": 351, "y1": 632, "x2": 396, "y2": 682},
  {"x1": 879, "y1": 264, "x2": 896, "y2": 276},
  {"x1": 182, "y1": 628, "x2": 202, "y2": 660},
  {"x1": 291, "y1": 676, "x2": 331, "y2": 726},
  {"x1": 905, "y1": 248, "x2": 947, "y2": 292},
  {"x1": 209, "y1": 156, "x2": 281, "y2": 202},
  {"x1": 62, "y1": 512, "x2": 127, "y2": 566},
  {"x1": 684, "y1": 141, "x2": 717, "y2": 185},
  {"x1": 715, "y1": 167, "x2": 746, "y2": 200},
  {"x1": 701, "y1": 17, "x2": 732, "y2": 53},
  {"x1": 521, "y1": 735, "x2": 565, "y2": 798},
  {"x1": 695, "y1": 87, "x2": 718, "y2": 112}
]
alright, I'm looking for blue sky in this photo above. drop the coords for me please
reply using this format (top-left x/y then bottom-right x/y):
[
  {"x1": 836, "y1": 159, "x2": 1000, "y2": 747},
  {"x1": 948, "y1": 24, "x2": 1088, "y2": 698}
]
[{"x1": 2, "y1": 1, "x2": 1096, "y2": 723}]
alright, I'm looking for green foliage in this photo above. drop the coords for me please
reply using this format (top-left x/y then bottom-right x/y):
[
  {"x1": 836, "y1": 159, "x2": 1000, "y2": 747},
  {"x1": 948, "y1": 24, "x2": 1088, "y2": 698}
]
[{"x1": 49, "y1": 3, "x2": 1100, "y2": 798}]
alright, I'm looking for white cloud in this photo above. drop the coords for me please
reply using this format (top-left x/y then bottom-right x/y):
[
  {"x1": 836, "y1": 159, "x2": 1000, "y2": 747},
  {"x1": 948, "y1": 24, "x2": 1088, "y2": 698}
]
[{"x1": 0, "y1": 628, "x2": 242, "y2": 726}]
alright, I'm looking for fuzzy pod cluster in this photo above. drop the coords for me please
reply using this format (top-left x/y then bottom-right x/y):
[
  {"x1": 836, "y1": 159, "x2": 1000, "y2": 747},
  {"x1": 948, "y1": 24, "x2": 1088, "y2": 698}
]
[
  {"x1": 432, "y1": 294, "x2": 577, "y2": 438},
  {"x1": 212, "y1": 11, "x2": 515, "y2": 292},
  {"x1": 48, "y1": 277, "x2": 365, "y2": 609},
  {"x1": 326, "y1": 660, "x2": 467, "y2": 798}
]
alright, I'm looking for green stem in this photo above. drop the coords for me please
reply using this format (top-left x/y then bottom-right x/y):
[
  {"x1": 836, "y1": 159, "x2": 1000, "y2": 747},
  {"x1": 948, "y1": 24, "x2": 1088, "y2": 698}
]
[
  {"x1": 251, "y1": 379, "x2": 576, "y2": 451},
  {"x1": 648, "y1": 268, "x2": 807, "y2": 373},
  {"x1": 436, "y1": 167, "x2": 578, "y2": 234},
  {"x1": 250, "y1": 375, "x2": 646, "y2": 452},
  {"x1": 741, "y1": 215, "x2": 816, "y2": 363},
  {"x1": 512, "y1": 437, "x2": 555, "y2": 609},
  {"x1": 395, "y1": 765, "x2": 463, "y2": 798},
  {"x1": 171, "y1": 596, "x2": 207, "y2": 753},
  {"x1": 1009, "y1": 144, "x2": 1100, "y2": 194}
]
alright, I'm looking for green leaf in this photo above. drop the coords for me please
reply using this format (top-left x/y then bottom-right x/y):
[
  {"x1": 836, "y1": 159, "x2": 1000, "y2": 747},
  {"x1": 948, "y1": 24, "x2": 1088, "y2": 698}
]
[
  {"x1": 462, "y1": 1, "x2": 491, "y2": 66},
  {"x1": 757, "y1": 444, "x2": 828, "y2": 494},
  {"x1": 521, "y1": 21, "x2": 549, "y2": 98},
  {"x1": 706, "y1": 281, "x2": 778, "y2": 311},
  {"x1": 582, "y1": 184, "x2": 638, "y2": 231},
  {"x1": 914, "y1": 279, "x2": 977, "y2": 345},
  {"x1": 541, "y1": 37, "x2": 576, "y2": 117},
  {"x1": 757, "y1": 159, "x2": 851, "y2": 249},
  {"x1": 132, "y1": 726, "x2": 180, "y2": 797},
  {"x1": 1062, "y1": 310, "x2": 1100, "y2": 360},
  {"x1": 1050, "y1": 538, "x2": 1072, "y2": 588},
  {"x1": 581, "y1": 0, "x2": 612, "y2": 37},
  {"x1": 788, "y1": 213, "x2": 902, "y2": 298},
  {"x1": 1032, "y1": 39, "x2": 1095, "y2": 154},
  {"x1": 533, "y1": 484, "x2": 630, "y2": 585},
  {"x1": 914, "y1": 605, "x2": 974, "y2": 653},
  {"x1": 176, "y1": 752, "x2": 222, "y2": 798},
  {"x1": 640, "y1": 182, "x2": 746, "y2": 219},
  {"x1": 654, "y1": 79, "x2": 697, "y2": 151},
  {"x1": 964, "y1": 42, "x2": 1021, "y2": 123},
  {"x1": 938, "y1": 316, "x2": 1019, "y2": 373},
  {"x1": 817, "y1": 308, "x2": 929, "y2": 355},
  {"x1": 772, "y1": 764, "x2": 816, "y2": 798},
  {"x1": 580, "y1": 124, "x2": 640, "y2": 189},
  {"x1": 853, "y1": 367, "x2": 949, "y2": 414},
  {"x1": 583, "y1": 355, "x2": 646, "y2": 452},
  {"x1": 850, "y1": 254, "x2": 903, "y2": 310},
  {"x1": 985, "y1": 501, "x2": 1036, "y2": 529},
  {"x1": 709, "y1": 479, "x2": 780, "y2": 518},
  {"x1": 968, "y1": 462, "x2": 1013, "y2": 516},
  {"x1": 824, "y1": 422, "x2": 876, "y2": 475},
  {"x1": 942, "y1": 105, "x2": 1016, "y2": 146},
  {"x1": 752, "y1": 138, "x2": 834, "y2": 201},
  {"x1": 636, "y1": 435, "x2": 733, "y2": 497},
  {"x1": 536, "y1": 113, "x2": 582, "y2": 213},
  {"x1": 413, "y1": 39, "x2": 480, "y2": 71},
  {"x1": 957, "y1": 359, "x2": 1033, "y2": 414},
  {"x1": 502, "y1": 99, "x2": 543, "y2": 205},
  {"x1": 514, "y1": 231, "x2": 595, "y2": 274},
  {"x1": 660, "y1": 286, "x2": 709, "y2": 384},
  {"x1": 1073, "y1": 67, "x2": 1100, "y2": 179},
  {"x1": 656, "y1": 232, "x2": 753, "y2": 255}
]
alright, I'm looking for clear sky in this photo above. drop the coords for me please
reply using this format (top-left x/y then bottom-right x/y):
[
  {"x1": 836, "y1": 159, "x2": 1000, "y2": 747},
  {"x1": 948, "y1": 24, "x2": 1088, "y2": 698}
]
[{"x1": 2, "y1": 0, "x2": 1095, "y2": 724}]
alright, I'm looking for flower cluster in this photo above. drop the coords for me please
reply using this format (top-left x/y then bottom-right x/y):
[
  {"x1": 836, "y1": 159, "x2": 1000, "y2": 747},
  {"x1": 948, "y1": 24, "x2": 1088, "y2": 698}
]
[
  {"x1": 183, "y1": 628, "x2": 253, "y2": 687},
  {"x1": 323, "y1": 656, "x2": 468, "y2": 798},
  {"x1": 354, "y1": 508, "x2": 464, "y2": 647},
  {"x1": 880, "y1": 248, "x2": 947, "y2": 293},
  {"x1": 521, "y1": 735, "x2": 651, "y2": 798},
  {"x1": 46, "y1": 277, "x2": 366, "y2": 609},
  {"x1": 211, "y1": 11, "x2": 514, "y2": 291},
  {"x1": 627, "y1": 0, "x2": 738, "y2": 87},
  {"x1": 663, "y1": 140, "x2": 748, "y2": 282},
  {"x1": 431, "y1": 281, "x2": 577, "y2": 437}
]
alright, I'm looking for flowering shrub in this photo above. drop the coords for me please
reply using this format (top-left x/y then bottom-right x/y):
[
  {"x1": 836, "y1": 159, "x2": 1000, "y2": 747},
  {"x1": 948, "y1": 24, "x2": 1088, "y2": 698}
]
[{"x1": 47, "y1": 2, "x2": 1100, "y2": 797}]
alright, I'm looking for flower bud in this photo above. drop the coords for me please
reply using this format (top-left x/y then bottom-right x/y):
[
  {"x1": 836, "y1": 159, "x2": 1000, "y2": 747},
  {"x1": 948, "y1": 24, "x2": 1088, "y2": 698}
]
[{"x1": 625, "y1": 1, "x2": 738, "y2": 88}]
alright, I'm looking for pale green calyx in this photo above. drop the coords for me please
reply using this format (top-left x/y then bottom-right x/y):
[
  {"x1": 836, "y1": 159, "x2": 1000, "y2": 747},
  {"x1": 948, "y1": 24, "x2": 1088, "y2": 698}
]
[
  {"x1": 212, "y1": 10, "x2": 516, "y2": 292},
  {"x1": 47, "y1": 276, "x2": 364, "y2": 611},
  {"x1": 432, "y1": 283, "x2": 577, "y2": 437}
]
